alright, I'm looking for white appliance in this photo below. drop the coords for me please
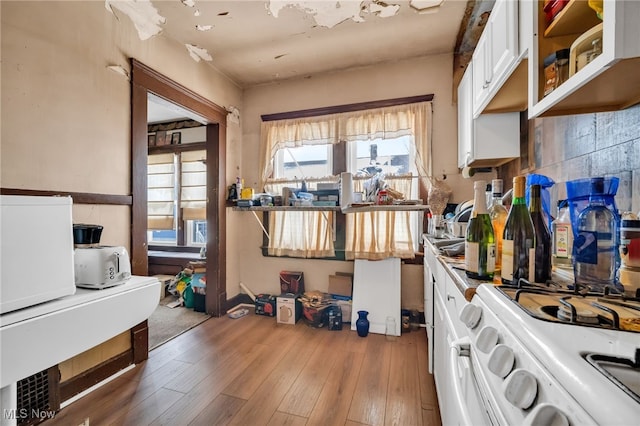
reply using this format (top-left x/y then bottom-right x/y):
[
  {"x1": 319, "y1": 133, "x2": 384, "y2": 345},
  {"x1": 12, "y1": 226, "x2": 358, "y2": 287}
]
[
  {"x1": 450, "y1": 283, "x2": 639, "y2": 425},
  {"x1": 0, "y1": 195, "x2": 76, "y2": 314},
  {"x1": 74, "y1": 246, "x2": 131, "y2": 289}
]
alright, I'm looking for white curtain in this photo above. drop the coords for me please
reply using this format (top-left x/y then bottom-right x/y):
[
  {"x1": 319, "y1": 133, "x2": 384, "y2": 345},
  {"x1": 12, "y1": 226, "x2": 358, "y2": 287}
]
[
  {"x1": 346, "y1": 174, "x2": 415, "y2": 260},
  {"x1": 260, "y1": 101, "x2": 433, "y2": 259},
  {"x1": 180, "y1": 149, "x2": 207, "y2": 220},
  {"x1": 148, "y1": 153, "x2": 175, "y2": 230},
  {"x1": 260, "y1": 102, "x2": 432, "y2": 188}
]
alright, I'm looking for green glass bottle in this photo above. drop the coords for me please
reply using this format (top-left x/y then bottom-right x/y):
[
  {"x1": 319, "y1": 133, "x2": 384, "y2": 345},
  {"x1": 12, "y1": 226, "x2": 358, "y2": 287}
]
[
  {"x1": 465, "y1": 180, "x2": 496, "y2": 280},
  {"x1": 502, "y1": 176, "x2": 535, "y2": 285}
]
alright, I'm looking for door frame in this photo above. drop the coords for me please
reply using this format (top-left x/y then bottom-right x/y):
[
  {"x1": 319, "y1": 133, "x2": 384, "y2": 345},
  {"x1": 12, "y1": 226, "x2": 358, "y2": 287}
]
[{"x1": 130, "y1": 59, "x2": 227, "y2": 316}]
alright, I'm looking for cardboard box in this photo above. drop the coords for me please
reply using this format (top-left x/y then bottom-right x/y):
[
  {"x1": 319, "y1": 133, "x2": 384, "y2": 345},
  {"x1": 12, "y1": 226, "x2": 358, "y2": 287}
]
[
  {"x1": 302, "y1": 304, "x2": 330, "y2": 328},
  {"x1": 328, "y1": 274, "x2": 352, "y2": 300},
  {"x1": 279, "y1": 271, "x2": 305, "y2": 294},
  {"x1": 276, "y1": 294, "x2": 302, "y2": 325},
  {"x1": 255, "y1": 294, "x2": 276, "y2": 317}
]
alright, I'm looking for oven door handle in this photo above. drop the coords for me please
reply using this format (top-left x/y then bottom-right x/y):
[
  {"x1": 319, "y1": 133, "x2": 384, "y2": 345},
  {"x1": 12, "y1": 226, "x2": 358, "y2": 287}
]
[{"x1": 449, "y1": 337, "x2": 474, "y2": 426}]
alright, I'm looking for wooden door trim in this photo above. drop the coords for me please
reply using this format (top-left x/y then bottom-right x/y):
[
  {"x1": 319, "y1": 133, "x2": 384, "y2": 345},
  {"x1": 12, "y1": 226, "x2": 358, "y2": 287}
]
[{"x1": 130, "y1": 59, "x2": 227, "y2": 317}]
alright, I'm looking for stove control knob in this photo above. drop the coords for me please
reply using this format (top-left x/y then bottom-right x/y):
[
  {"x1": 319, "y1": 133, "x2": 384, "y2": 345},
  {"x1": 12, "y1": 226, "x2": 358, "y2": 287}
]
[
  {"x1": 488, "y1": 344, "x2": 515, "y2": 378},
  {"x1": 504, "y1": 369, "x2": 537, "y2": 409},
  {"x1": 459, "y1": 304, "x2": 482, "y2": 329},
  {"x1": 523, "y1": 404, "x2": 569, "y2": 426},
  {"x1": 476, "y1": 326, "x2": 499, "y2": 353}
]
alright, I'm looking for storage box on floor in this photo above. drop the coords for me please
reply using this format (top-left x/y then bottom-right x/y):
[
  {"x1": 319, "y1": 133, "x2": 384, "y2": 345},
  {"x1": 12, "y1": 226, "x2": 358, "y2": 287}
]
[
  {"x1": 279, "y1": 270, "x2": 305, "y2": 294},
  {"x1": 255, "y1": 294, "x2": 276, "y2": 316},
  {"x1": 276, "y1": 293, "x2": 302, "y2": 325},
  {"x1": 299, "y1": 270, "x2": 353, "y2": 330}
]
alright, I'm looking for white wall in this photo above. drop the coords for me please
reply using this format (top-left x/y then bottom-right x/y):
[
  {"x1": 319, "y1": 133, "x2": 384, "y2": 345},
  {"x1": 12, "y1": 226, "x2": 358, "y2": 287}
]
[
  {"x1": 232, "y1": 54, "x2": 472, "y2": 297},
  {"x1": 1, "y1": 1, "x2": 242, "y2": 275},
  {"x1": 1, "y1": 1, "x2": 477, "y2": 301}
]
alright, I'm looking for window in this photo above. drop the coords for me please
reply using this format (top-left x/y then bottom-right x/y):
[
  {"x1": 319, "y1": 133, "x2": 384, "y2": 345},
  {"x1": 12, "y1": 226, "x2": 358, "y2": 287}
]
[
  {"x1": 275, "y1": 144, "x2": 333, "y2": 180},
  {"x1": 147, "y1": 148, "x2": 207, "y2": 247},
  {"x1": 260, "y1": 100, "x2": 433, "y2": 260}
]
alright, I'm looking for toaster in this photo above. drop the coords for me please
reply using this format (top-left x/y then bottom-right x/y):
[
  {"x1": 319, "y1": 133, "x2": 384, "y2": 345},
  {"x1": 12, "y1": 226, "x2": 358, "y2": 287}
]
[{"x1": 74, "y1": 246, "x2": 131, "y2": 289}]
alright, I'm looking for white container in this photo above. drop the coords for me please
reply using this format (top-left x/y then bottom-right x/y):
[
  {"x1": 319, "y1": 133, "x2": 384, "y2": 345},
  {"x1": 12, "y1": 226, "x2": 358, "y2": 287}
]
[
  {"x1": 276, "y1": 294, "x2": 300, "y2": 325},
  {"x1": 1, "y1": 195, "x2": 76, "y2": 314}
]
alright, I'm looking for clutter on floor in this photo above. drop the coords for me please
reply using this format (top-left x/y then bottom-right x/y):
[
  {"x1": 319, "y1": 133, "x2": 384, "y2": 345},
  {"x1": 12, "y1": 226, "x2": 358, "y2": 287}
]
[{"x1": 239, "y1": 270, "x2": 423, "y2": 338}]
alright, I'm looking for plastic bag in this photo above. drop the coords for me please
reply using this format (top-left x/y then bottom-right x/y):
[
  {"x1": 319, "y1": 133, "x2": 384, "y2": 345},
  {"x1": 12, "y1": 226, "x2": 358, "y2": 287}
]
[{"x1": 526, "y1": 174, "x2": 555, "y2": 228}]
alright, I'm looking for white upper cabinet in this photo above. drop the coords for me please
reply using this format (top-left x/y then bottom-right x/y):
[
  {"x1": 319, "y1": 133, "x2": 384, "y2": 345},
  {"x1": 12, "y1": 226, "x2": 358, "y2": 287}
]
[
  {"x1": 458, "y1": 63, "x2": 521, "y2": 168},
  {"x1": 528, "y1": 0, "x2": 640, "y2": 118},
  {"x1": 472, "y1": 0, "x2": 522, "y2": 117}
]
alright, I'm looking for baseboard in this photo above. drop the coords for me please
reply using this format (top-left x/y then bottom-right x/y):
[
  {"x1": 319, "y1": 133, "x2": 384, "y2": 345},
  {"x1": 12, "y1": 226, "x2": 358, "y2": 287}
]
[
  {"x1": 223, "y1": 293, "x2": 254, "y2": 312},
  {"x1": 59, "y1": 350, "x2": 133, "y2": 402}
]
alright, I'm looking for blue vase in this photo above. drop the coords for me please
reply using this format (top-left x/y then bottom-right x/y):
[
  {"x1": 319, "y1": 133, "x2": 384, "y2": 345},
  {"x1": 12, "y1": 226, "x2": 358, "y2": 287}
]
[{"x1": 356, "y1": 310, "x2": 370, "y2": 337}]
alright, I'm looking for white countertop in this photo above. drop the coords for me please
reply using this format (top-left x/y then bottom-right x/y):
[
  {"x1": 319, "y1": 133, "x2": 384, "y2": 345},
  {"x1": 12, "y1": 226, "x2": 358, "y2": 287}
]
[{"x1": 1, "y1": 276, "x2": 160, "y2": 388}]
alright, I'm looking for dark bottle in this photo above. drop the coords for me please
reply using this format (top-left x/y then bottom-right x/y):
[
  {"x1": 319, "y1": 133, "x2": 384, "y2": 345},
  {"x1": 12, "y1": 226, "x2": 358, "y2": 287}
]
[
  {"x1": 502, "y1": 176, "x2": 535, "y2": 285},
  {"x1": 529, "y1": 184, "x2": 552, "y2": 283},
  {"x1": 465, "y1": 180, "x2": 496, "y2": 280}
]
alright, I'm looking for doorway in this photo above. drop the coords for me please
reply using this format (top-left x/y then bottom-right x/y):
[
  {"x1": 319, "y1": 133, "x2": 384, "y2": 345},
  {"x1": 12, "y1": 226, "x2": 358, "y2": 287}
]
[{"x1": 130, "y1": 59, "x2": 228, "y2": 317}]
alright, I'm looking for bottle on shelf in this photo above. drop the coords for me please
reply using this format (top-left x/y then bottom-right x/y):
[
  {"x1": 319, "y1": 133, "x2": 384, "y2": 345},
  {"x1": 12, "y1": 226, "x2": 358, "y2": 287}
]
[
  {"x1": 236, "y1": 176, "x2": 243, "y2": 198},
  {"x1": 574, "y1": 177, "x2": 622, "y2": 293},
  {"x1": 465, "y1": 180, "x2": 496, "y2": 280},
  {"x1": 552, "y1": 199, "x2": 574, "y2": 270},
  {"x1": 488, "y1": 179, "x2": 508, "y2": 273},
  {"x1": 502, "y1": 176, "x2": 535, "y2": 285},
  {"x1": 529, "y1": 184, "x2": 552, "y2": 283}
]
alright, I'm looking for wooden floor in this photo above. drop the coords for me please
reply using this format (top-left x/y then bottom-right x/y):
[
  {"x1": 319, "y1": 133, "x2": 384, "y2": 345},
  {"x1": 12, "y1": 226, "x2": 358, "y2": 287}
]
[{"x1": 48, "y1": 312, "x2": 441, "y2": 426}]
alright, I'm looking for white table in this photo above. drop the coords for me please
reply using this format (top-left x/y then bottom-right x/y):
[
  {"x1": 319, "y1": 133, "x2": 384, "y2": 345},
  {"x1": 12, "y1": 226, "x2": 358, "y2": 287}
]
[{"x1": 0, "y1": 276, "x2": 160, "y2": 425}]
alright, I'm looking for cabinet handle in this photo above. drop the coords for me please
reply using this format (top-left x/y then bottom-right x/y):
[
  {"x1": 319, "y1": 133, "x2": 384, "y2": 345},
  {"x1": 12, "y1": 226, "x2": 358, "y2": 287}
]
[{"x1": 447, "y1": 294, "x2": 455, "y2": 301}]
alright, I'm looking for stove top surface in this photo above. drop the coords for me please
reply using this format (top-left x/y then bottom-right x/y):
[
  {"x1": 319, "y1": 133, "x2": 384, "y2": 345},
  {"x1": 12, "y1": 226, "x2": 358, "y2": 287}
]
[
  {"x1": 496, "y1": 282, "x2": 640, "y2": 333},
  {"x1": 472, "y1": 284, "x2": 640, "y2": 425}
]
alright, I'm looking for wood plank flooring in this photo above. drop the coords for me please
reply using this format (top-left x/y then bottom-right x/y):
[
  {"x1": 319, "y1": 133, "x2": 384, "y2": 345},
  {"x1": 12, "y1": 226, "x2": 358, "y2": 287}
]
[{"x1": 48, "y1": 312, "x2": 441, "y2": 426}]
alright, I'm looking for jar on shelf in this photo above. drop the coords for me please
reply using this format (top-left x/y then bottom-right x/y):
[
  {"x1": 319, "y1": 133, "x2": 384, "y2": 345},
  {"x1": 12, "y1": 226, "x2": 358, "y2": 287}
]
[
  {"x1": 377, "y1": 189, "x2": 390, "y2": 205},
  {"x1": 554, "y1": 48, "x2": 570, "y2": 89}
]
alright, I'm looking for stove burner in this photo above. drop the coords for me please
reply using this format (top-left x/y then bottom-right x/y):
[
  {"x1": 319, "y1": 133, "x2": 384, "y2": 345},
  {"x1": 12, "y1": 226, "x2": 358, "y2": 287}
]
[
  {"x1": 557, "y1": 303, "x2": 599, "y2": 324},
  {"x1": 498, "y1": 285, "x2": 640, "y2": 331}
]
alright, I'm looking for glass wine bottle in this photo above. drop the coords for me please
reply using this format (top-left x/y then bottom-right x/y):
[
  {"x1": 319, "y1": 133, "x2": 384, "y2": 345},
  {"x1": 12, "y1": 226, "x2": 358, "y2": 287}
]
[
  {"x1": 502, "y1": 176, "x2": 535, "y2": 285},
  {"x1": 465, "y1": 180, "x2": 496, "y2": 280},
  {"x1": 529, "y1": 184, "x2": 552, "y2": 283},
  {"x1": 488, "y1": 179, "x2": 508, "y2": 273}
]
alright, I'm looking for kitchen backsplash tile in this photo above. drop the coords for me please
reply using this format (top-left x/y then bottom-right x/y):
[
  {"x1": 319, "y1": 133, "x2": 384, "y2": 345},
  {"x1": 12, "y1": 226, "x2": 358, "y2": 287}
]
[
  {"x1": 596, "y1": 106, "x2": 640, "y2": 149},
  {"x1": 499, "y1": 104, "x2": 640, "y2": 215}
]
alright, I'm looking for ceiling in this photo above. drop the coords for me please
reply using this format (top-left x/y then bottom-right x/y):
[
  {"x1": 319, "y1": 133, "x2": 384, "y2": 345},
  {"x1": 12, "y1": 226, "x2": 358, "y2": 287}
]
[{"x1": 114, "y1": 0, "x2": 469, "y2": 89}]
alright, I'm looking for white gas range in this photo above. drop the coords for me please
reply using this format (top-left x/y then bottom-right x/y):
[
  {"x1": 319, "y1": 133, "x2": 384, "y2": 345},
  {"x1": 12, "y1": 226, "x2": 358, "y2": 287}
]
[{"x1": 453, "y1": 283, "x2": 640, "y2": 425}]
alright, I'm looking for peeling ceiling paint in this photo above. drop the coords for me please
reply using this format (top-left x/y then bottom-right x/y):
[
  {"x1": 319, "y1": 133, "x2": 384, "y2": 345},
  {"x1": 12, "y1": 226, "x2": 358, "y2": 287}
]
[
  {"x1": 106, "y1": 0, "x2": 466, "y2": 87},
  {"x1": 104, "y1": 0, "x2": 165, "y2": 41},
  {"x1": 185, "y1": 44, "x2": 213, "y2": 62},
  {"x1": 268, "y1": 1, "x2": 365, "y2": 29},
  {"x1": 369, "y1": 2, "x2": 401, "y2": 18},
  {"x1": 409, "y1": 0, "x2": 445, "y2": 12}
]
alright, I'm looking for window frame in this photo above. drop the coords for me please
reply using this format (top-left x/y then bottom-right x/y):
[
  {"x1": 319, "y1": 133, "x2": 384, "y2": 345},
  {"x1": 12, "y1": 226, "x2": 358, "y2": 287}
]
[
  {"x1": 147, "y1": 142, "x2": 207, "y2": 248},
  {"x1": 259, "y1": 95, "x2": 434, "y2": 260}
]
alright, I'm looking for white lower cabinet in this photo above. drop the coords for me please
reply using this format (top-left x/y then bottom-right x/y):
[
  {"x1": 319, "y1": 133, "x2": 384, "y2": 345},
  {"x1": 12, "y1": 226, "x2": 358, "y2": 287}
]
[
  {"x1": 433, "y1": 285, "x2": 453, "y2": 426},
  {"x1": 425, "y1": 232, "x2": 491, "y2": 426},
  {"x1": 429, "y1": 255, "x2": 471, "y2": 426}
]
